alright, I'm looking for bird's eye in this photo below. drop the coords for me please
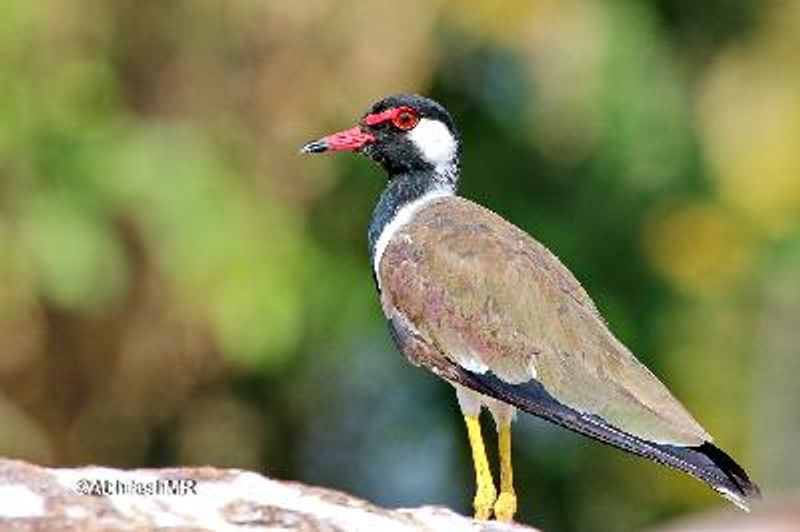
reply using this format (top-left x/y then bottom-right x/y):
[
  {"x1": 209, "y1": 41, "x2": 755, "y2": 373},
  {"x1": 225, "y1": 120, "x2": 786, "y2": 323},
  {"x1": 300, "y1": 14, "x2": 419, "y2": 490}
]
[{"x1": 392, "y1": 107, "x2": 419, "y2": 131}]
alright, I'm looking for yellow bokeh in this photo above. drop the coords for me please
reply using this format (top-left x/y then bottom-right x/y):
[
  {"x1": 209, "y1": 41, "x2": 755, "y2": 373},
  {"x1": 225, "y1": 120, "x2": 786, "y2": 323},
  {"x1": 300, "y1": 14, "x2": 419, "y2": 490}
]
[
  {"x1": 699, "y1": 2, "x2": 800, "y2": 236},
  {"x1": 643, "y1": 202, "x2": 754, "y2": 295}
]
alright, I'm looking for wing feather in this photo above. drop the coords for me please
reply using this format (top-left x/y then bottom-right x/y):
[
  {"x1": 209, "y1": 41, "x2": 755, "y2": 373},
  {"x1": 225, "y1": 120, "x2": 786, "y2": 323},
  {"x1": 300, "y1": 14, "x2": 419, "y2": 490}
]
[{"x1": 379, "y1": 197, "x2": 709, "y2": 446}]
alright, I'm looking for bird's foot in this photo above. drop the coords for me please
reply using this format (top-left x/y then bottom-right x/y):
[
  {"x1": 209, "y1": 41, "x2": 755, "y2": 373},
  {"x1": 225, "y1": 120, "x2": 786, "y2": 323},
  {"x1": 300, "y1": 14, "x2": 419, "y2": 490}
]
[
  {"x1": 472, "y1": 483, "x2": 497, "y2": 520},
  {"x1": 493, "y1": 490, "x2": 517, "y2": 522}
]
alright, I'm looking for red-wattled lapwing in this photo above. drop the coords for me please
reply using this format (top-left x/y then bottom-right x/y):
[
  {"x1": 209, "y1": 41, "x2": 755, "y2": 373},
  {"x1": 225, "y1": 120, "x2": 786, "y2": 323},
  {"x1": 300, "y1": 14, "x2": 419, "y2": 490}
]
[{"x1": 301, "y1": 94, "x2": 760, "y2": 521}]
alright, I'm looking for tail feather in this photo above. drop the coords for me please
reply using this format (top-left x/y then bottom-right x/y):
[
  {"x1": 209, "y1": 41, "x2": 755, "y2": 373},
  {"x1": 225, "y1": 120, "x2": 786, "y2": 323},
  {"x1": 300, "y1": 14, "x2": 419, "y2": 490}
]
[
  {"x1": 665, "y1": 442, "x2": 761, "y2": 510},
  {"x1": 452, "y1": 369, "x2": 761, "y2": 510}
]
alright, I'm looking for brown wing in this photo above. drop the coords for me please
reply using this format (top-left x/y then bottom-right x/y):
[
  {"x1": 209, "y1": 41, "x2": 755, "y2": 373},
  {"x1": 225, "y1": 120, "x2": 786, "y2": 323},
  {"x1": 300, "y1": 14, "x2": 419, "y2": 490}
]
[{"x1": 379, "y1": 196, "x2": 710, "y2": 446}]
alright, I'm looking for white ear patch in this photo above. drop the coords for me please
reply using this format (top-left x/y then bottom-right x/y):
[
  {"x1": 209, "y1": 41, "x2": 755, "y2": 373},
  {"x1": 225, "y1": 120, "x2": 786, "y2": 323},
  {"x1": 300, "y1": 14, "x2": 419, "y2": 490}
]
[{"x1": 408, "y1": 118, "x2": 457, "y2": 168}]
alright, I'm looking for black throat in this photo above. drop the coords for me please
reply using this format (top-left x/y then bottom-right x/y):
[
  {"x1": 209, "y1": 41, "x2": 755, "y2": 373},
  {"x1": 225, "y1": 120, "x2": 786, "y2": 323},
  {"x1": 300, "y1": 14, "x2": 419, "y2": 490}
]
[{"x1": 367, "y1": 167, "x2": 459, "y2": 265}]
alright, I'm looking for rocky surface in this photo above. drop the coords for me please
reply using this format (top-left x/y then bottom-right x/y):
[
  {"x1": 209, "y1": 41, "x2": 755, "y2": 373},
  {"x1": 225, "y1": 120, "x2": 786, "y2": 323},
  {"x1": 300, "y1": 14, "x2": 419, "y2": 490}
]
[
  {"x1": 650, "y1": 497, "x2": 800, "y2": 532},
  {"x1": 0, "y1": 459, "x2": 538, "y2": 531}
]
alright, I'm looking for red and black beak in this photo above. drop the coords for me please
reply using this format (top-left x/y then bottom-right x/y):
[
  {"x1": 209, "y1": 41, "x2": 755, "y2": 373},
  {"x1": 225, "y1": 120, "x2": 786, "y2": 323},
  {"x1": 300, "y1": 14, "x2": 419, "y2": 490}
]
[{"x1": 300, "y1": 125, "x2": 375, "y2": 154}]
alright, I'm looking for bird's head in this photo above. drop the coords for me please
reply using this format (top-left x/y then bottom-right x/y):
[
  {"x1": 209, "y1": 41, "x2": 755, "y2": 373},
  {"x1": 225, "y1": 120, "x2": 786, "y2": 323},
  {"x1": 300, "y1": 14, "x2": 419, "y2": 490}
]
[{"x1": 301, "y1": 94, "x2": 461, "y2": 179}]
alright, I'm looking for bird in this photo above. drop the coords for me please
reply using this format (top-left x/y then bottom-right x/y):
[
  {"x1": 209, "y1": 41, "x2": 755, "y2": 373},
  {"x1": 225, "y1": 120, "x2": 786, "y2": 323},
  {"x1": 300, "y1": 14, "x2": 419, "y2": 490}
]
[{"x1": 300, "y1": 94, "x2": 760, "y2": 522}]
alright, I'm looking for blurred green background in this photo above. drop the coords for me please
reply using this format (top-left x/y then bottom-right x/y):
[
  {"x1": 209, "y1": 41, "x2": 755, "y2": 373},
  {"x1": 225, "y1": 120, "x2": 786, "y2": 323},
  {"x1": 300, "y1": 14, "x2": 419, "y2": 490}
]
[{"x1": 1, "y1": 0, "x2": 799, "y2": 530}]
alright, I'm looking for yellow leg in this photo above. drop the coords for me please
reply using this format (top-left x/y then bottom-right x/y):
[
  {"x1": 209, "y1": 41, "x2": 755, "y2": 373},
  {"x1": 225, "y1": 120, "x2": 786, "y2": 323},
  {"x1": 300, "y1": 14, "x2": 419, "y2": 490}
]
[
  {"x1": 493, "y1": 420, "x2": 517, "y2": 522},
  {"x1": 464, "y1": 415, "x2": 497, "y2": 520}
]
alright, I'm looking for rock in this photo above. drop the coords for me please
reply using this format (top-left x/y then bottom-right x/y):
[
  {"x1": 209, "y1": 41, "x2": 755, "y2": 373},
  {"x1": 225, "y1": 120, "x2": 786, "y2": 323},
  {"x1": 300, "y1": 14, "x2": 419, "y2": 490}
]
[
  {"x1": 0, "y1": 459, "x2": 539, "y2": 531},
  {"x1": 648, "y1": 496, "x2": 800, "y2": 532}
]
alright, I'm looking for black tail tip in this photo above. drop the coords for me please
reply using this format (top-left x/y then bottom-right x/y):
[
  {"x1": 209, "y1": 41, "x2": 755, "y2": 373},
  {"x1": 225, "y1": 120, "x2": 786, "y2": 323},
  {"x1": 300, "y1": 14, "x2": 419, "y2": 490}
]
[{"x1": 697, "y1": 442, "x2": 761, "y2": 511}]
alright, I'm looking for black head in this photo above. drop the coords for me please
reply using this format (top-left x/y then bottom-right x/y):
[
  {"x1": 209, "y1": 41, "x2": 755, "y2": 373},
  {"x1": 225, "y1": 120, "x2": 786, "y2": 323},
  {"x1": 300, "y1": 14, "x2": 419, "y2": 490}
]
[{"x1": 301, "y1": 94, "x2": 461, "y2": 177}]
